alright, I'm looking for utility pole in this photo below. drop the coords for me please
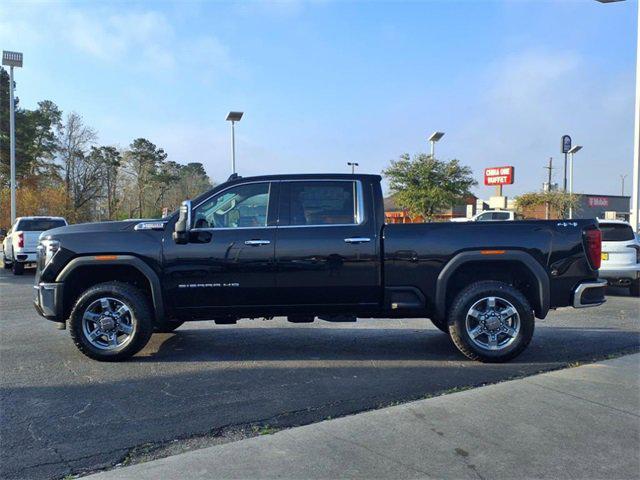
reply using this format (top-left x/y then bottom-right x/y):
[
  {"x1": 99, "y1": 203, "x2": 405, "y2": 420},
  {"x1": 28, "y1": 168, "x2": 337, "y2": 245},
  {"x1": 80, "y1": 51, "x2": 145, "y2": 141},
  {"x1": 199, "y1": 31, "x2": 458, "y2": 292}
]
[
  {"x1": 2, "y1": 51, "x2": 23, "y2": 225},
  {"x1": 621, "y1": 174, "x2": 627, "y2": 196},
  {"x1": 544, "y1": 157, "x2": 554, "y2": 219}
]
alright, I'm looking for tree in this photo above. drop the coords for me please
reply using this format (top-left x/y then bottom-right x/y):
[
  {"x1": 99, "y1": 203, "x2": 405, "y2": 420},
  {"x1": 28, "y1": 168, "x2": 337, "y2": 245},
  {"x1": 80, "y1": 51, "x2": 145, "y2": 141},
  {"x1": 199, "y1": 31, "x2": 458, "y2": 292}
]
[
  {"x1": 515, "y1": 190, "x2": 579, "y2": 219},
  {"x1": 56, "y1": 112, "x2": 99, "y2": 220},
  {"x1": 383, "y1": 153, "x2": 477, "y2": 221},
  {"x1": 124, "y1": 138, "x2": 167, "y2": 218},
  {"x1": 89, "y1": 146, "x2": 121, "y2": 219}
]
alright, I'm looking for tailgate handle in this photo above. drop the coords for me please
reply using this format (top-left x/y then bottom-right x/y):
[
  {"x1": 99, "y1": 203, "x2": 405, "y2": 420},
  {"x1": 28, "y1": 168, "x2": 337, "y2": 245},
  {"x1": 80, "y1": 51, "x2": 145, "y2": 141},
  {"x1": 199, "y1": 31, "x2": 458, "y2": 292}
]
[
  {"x1": 344, "y1": 237, "x2": 371, "y2": 244},
  {"x1": 244, "y1": 239, "x2": 271, "y2": 246}
]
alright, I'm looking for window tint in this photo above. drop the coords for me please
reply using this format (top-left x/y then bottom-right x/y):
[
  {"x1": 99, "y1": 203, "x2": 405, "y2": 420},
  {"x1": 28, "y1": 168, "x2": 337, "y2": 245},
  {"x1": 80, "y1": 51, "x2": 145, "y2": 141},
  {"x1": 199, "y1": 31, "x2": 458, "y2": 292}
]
[
  {"x1": 599, "y1": 223, "x2": 635, "y2": 242},
  {"x1": 492, "y1": 212, "x2": 510, "y2": 220},
  {"x1": 193, "y1": 183, "x2": 270, "y2": 229},
  {"x1": 476, "y1": 212, "x2": 493, "y2": 221},
  {"x1": 16, "y1": 219, "x2": 66, "y2": 231},
  {"x1": 288, "y1": 181, "x2": 357, "y2": 226}
]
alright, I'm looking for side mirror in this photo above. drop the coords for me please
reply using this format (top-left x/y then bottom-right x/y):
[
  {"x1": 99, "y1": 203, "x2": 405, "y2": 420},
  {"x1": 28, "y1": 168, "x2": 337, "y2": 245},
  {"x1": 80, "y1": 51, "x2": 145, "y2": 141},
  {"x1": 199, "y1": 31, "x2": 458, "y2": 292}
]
[{"x1": 173, "y1": 200, "x2": 191, "y2": 244}]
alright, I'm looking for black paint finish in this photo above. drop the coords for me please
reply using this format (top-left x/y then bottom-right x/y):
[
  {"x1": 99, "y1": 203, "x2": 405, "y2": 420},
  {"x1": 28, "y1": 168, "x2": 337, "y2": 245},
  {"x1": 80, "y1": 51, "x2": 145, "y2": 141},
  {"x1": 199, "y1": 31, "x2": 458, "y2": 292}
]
[{"x1": 35, "y1": 173, "x2": 600, "y2": 324}]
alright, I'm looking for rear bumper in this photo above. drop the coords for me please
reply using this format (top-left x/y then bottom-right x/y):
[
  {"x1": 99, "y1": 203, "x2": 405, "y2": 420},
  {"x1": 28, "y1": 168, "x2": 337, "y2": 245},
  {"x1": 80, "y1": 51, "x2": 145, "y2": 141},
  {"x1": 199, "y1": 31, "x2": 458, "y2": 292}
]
[
  {"x1": 599, "y1": 265, "x2": 640, "y2": 281},
  {"x1": 573, "y1": 279, "x2": 607, "y2": 308},
  {"x1": 15, "y1": 251, "x2": 37, "y2": 263},
  {"x1": 33, "y1": 282, "x2": 64, "y2": 322}
]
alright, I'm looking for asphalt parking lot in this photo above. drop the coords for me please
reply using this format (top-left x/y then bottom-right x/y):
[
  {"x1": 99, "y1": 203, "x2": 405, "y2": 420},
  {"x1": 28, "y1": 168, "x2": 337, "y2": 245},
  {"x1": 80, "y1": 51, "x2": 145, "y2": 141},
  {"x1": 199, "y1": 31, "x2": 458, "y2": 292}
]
[{"x1": 1, "y1": 267, "x2": 639, "y2": 480}]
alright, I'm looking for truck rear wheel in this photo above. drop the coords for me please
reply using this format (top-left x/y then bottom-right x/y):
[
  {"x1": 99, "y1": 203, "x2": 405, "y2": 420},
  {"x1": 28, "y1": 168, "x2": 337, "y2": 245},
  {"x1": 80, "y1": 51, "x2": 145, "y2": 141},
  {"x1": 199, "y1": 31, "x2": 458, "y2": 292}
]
[
  {"x1": 68, "y1": 281, "x2": 154, "y2": 361},
  {"x1": 12, "y1": 261, "x2": 24, "y2": 275},
  {"x1": 448, "y1": 281, "x2": 534, "y2": 363}
]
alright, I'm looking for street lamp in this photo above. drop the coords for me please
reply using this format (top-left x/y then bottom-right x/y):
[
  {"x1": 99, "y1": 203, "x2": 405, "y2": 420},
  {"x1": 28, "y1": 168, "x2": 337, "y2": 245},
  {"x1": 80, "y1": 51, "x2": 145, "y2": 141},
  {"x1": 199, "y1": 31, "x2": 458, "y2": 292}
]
[
  {"x1": 226, "y1": 111, "x2": 243, "y2": 174},
  {"x1": 568, "y1": 145, "x2": 582, "y2": 218},
  {"x1": 428, "y1": 131, "x2": 445, "y2": 158},
  {"x1": 596, "y1": 0, "x2": 639, "y2": 231},
  {"x1": 347, "y1": 162, "x2": 359, "y2": 174},
  {"x1": 2, "y1": 51, "x2": 23, "y2": 225}
]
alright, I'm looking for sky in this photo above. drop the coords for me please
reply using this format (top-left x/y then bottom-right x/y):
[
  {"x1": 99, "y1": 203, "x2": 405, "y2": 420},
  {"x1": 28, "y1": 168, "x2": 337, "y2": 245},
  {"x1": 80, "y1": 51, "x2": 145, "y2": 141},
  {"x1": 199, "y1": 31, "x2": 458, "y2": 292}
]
[{"x1": 0, "y1": 0, "x2": 636, "y2": 199}]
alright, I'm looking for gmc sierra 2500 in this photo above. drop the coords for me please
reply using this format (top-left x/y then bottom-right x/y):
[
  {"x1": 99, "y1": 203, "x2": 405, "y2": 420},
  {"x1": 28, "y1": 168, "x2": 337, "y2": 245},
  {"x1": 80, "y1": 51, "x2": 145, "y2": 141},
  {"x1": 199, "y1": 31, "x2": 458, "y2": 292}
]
[{"x1": 34, "y1": 173, "x2": 606, "y2": 362}]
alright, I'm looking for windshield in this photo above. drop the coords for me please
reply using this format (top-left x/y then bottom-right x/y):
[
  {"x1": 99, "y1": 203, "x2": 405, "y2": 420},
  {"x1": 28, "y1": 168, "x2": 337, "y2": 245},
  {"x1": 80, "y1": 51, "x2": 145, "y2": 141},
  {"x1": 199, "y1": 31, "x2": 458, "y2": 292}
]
[
  {"x1": 16, "y1": 219, "x2": 66, "y2": 231},
  {"x1": 599, "y1": 223, "x2": 635, "y2": 242}
]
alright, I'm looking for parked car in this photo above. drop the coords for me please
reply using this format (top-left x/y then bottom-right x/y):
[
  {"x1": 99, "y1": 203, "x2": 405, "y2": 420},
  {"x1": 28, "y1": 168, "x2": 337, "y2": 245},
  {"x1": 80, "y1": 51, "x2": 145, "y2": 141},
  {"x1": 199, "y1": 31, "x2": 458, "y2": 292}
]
[
  {"x1": 597, "y1": 220, "x2": 640, "y2": 296},
  {"x1": 3, "y1": 216, "x2": 68, "y2": 275},
  {"x1": 450, "y1": 210, "x2": 522, "y2": 222},
  {"x1": 34, "y1": 173, "x2": 605, "y2": 362}
]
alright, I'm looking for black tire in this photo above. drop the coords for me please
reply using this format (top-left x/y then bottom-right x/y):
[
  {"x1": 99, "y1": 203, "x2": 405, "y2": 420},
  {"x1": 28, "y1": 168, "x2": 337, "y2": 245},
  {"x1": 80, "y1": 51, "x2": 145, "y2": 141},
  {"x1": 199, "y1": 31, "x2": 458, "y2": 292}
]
[
  {"x1": 154, "y1": 320, "x2": 185, "y2": 333},
  {"x1": 430, "y1": 318, "x2": 449, "y2": 334},
  {"x1": 630, "y1": 280, "x2": 640, "y2": 298},
  {"x1": 68, "y1": 281, "x2": 154, "y2": 361},
  {"x1": 448, "y1": 281, "x2": 534, "y2": 363},
  {"x1": 12, "y1": 261, "x2": 24, "y2": 275}
]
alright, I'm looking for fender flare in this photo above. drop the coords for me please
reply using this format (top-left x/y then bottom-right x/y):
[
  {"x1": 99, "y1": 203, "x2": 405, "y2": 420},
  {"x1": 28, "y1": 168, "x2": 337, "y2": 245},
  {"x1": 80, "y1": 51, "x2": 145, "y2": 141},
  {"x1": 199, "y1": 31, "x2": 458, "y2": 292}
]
[
  {"x1": 434, "y1": 250, "x2": 550, "y2": 321},
  {"x1": 56, "y1": 255, "x2": 164, "y2": 322}
]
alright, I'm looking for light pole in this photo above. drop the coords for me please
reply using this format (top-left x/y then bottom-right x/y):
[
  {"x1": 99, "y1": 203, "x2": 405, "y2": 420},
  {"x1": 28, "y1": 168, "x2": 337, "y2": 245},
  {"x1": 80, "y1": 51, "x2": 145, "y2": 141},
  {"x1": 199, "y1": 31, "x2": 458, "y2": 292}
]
[
  {"x1": 225, "y1": 111, "x2": 243, "y2": 175},
  {"x1": 597, "y1": 0, "x2": 639, "y2": 231},
  {"x1": 621, "y1": 174, "x2": 628, "y2": 196},
  {"x1": 2, "y1": 51, "x2": 23, "y2": 225},
  {"x1": 347, "y1": 162, "x2": 359, "y2": 174},
  {"x1": 428, "y1": 131, "x2": 445, "y2": 158},
  {"x1": 568, "y1": 145, "x2": 582, "y2": 218}
]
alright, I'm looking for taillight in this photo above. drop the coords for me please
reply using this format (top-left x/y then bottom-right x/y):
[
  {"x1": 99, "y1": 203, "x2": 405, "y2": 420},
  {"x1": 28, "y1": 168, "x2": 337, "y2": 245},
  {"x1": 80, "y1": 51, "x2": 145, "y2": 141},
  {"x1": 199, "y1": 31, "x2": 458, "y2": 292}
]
[
  {"x1": 585, "y1": 228, "x2": 602, "y2": 270},
  {"x1": 17, "y1": 232, "x2": 24, "y2": 249}
]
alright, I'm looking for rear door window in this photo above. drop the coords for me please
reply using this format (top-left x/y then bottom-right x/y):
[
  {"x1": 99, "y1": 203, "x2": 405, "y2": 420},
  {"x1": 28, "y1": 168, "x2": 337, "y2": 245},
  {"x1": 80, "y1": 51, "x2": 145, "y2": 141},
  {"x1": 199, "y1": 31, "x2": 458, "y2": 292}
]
[
  {"x1": 16, "y1": 219, "x2": 66, "y2": 231},
  {"x1": 492, "y1": 212, "x2": 511, "y2": 220},
  {"x1": 599, "y1": 223, "x2": 635, "y2": 242},
  {"x1": 286, "y1": 181, "x2": 360, "y2": 226}
]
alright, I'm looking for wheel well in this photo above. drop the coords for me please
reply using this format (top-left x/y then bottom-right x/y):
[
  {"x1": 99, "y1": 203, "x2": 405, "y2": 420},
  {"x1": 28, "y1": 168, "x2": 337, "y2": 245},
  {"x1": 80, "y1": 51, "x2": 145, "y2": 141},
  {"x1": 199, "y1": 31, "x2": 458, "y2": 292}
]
[
  {"x1": 62, "y1": 265, "x2": 154, "y2": 320},
  {"x1": 445, "y1": 261, "x2": 540, "y2": 315}
]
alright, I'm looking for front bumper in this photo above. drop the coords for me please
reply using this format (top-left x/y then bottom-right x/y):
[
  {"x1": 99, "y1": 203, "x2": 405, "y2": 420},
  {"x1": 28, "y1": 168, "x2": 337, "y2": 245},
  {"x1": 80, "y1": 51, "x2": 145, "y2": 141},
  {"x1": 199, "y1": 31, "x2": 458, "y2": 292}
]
[
  {"x1": 33, "y1": 282, "x2": 64, "y2": 322},
  {"x1": 573, "y1": 279, "x2": 607, "y2": 308}
]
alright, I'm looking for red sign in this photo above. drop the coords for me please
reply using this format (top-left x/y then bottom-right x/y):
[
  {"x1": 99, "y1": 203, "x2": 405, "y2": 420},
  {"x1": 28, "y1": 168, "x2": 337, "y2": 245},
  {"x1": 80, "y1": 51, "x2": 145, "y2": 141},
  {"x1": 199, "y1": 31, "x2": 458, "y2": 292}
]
[
  {"x1": 484, "y1": 166, "x2": 514, "y2": 186},
  {"x1": 588, "y1": 197, "x2": 609, "y2": 208}
]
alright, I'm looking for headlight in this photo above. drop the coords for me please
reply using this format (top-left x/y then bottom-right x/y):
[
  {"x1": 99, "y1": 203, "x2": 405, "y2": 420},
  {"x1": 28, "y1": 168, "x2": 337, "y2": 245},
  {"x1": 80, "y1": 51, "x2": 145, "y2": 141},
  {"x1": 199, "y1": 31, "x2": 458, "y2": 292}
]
[{"x1": 38, "y1": 239, "x2": 60, "y2": 268}]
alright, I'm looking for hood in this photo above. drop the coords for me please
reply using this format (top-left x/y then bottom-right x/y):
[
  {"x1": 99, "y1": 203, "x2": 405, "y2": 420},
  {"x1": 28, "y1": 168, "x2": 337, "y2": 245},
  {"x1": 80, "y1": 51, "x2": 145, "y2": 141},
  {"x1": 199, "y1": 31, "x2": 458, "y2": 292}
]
[{"x1": 40, "y1": 219, "x2": 160, "y2": 240}]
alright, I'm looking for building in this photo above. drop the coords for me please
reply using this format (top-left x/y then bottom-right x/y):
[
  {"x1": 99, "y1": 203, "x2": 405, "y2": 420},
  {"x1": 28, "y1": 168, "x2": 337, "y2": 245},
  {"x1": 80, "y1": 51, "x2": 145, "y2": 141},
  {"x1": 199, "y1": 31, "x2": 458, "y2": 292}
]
[
  {"x1": 384, "y1": 194, "x2": 477, "y2": 223},
  {"x1": 521, "y1": 194, "x2": 631, "y2": 221}
]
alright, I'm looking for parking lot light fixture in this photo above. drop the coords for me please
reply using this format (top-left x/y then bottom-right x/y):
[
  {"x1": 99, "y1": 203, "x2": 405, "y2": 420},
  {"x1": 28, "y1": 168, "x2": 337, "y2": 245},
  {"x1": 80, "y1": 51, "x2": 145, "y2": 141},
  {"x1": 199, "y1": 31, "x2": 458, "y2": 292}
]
[
  {"x1": 347, "y1": 162, "x2": 359, "y2": 174},
  {"x1": 568, "y1": 145, "x2": 583, "y2": 219},
  {"x1": 2, "y1": 51, "x2": 23, "y2": 225},
  {"x1": 428, "y1": 131, "x2": 445, "y2": 158},
  {"x1": 226, "y1": 111, "x2": 244, "y2": 174}
]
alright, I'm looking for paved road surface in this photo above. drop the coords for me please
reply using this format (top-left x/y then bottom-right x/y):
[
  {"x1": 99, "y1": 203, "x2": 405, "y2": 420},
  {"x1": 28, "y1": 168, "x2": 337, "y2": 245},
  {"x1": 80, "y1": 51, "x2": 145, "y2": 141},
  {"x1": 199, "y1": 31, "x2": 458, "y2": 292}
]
[{"x1": 1, "y1": 268, "x2": 638, "y2": 479}]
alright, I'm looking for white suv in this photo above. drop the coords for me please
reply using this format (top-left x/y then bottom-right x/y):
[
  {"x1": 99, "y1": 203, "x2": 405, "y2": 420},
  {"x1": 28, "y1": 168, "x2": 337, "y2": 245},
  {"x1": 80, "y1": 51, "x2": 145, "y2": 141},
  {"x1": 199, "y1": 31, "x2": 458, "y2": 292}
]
[
  {"x1": 2, "y1": 216, "x2": 68, "y2": 275},
  {"x1": 598, "y1": 220, "x2": 640, "y2": 297}
]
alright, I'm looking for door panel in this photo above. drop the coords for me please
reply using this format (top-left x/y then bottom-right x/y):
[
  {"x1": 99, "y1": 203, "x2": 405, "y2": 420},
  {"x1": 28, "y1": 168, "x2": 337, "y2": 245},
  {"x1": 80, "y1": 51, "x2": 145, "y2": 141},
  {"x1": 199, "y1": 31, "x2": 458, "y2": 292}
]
[
  {"x1": 162, "y1": 181, "x2": 279, "y2": 313},
  {"x1": 274, "y1": 180, "x2": 380, "y2": 307}
]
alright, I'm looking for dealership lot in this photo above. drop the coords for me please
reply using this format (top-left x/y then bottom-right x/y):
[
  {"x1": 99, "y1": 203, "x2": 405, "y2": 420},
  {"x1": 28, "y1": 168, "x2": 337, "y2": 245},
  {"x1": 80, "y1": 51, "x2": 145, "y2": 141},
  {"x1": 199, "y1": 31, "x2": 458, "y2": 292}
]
[{"x1": 1, "y1": 268, "x2": 639, "y2": 480}]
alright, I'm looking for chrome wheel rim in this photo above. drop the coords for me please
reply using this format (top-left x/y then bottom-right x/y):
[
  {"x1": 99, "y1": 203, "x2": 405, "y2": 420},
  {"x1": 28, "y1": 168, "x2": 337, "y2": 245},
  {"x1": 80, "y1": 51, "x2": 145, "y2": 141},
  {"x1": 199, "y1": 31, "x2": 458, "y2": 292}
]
[
  {"x1": 81, "y1": 297, "x2": 135, "y2": 350},
  {"x1": 465, "y1": 296, "x2": 520, "y2": 351}
]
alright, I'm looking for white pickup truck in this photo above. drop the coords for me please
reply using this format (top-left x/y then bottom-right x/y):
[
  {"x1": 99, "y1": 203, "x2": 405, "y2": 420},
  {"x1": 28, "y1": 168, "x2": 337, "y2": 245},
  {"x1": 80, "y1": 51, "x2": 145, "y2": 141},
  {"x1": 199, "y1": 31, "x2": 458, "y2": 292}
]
[
  {"x1": 451, "y1": 210, "x2": 522, "y2": 222},
  {"x1": 2, "y1": 216, "x2": 67, "y2": 275}
]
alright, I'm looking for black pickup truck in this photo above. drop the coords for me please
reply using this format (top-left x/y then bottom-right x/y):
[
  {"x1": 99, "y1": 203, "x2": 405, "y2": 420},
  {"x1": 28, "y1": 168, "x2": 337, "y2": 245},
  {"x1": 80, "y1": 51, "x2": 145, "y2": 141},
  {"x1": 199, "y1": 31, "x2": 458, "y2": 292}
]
[{"x1": 34, "y1": 173, "x2": 606, "y2": 362}]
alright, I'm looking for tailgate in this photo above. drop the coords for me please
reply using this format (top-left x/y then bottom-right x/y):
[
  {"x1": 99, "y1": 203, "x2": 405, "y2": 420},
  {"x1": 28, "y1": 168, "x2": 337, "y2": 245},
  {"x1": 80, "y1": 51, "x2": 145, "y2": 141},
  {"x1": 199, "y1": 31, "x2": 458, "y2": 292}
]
[
  {"x1": 17, "y1": 231, "x2": 41, "y2": 252},
  {"x1": 601, "y1": 240, "x2": 637, "y2": 265}
]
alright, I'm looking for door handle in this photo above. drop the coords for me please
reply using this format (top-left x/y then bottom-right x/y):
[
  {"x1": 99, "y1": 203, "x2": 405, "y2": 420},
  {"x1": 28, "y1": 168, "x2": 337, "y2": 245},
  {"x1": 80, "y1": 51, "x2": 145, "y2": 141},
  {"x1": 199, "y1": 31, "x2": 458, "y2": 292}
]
[
  {"x1": 344, "y1": 237, "x2": 371, "y2": 244},
  {"x1": 244, "y1": 239, "x2": 271, "y2": 246}
]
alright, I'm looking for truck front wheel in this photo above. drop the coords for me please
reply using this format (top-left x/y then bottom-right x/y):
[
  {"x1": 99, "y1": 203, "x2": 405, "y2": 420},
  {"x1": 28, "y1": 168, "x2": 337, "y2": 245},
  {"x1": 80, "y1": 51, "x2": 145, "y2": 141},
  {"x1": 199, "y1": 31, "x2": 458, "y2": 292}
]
[
  {"x1": 448, "y1": 281, "x2": 534, "y2": 363},
  {"x1": 68, "y1": 281, "x2": 154, "y2": 361}
]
